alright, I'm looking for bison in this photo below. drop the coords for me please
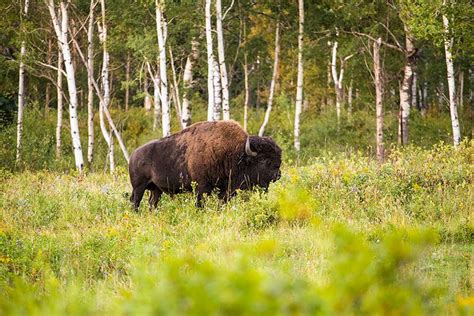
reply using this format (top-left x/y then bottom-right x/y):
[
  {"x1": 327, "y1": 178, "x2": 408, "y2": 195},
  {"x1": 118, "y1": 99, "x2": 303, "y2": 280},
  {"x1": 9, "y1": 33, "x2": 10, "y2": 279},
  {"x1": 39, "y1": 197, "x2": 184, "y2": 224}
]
[{"x1": 128, "y1": 120, "x2": 282, "y2": 209}]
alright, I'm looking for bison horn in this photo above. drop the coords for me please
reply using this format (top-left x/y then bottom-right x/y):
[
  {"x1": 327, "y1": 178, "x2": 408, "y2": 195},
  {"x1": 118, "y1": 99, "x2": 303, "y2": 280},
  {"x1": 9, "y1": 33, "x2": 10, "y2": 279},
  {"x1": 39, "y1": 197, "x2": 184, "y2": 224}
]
[{"x1": 245, "y1": 137, "x2": 257, "y2": 156}]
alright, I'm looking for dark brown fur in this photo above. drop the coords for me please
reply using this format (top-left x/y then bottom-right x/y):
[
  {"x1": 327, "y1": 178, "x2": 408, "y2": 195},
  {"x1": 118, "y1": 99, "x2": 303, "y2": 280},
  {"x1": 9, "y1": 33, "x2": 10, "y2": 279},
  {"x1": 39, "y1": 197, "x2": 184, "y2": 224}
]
[{"x1": 128, "y1": 120, "x2": 282, "y2": 209}]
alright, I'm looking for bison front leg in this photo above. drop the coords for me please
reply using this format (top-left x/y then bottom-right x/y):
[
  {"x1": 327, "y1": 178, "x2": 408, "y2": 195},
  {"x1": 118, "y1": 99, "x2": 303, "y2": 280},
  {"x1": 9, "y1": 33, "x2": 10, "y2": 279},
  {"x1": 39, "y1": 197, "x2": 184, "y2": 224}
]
[
  {"x1": 196, "y1": 183, "x2": 212, "y2": 208},
  {"x1": 148, "y1": 189, "x2": 163, "y2": 209}
]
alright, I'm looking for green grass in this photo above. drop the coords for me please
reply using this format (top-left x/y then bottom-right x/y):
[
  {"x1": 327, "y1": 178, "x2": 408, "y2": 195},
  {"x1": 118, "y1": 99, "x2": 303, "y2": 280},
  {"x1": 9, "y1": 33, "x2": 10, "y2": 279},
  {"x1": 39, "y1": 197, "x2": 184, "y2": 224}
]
[{"x1": 0, "y1": 141, "x2": 472, "y2": 315}]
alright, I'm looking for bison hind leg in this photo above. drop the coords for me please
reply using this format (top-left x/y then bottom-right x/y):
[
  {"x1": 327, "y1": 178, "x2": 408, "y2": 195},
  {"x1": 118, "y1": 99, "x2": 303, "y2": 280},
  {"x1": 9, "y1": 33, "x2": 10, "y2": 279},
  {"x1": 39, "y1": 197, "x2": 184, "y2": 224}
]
[
  {"x1": 148, "y1": 186, "x2": 163, "y2": 210},
  {"x1": 131, "y1": 182, "x2": 148, "y2": 211}
]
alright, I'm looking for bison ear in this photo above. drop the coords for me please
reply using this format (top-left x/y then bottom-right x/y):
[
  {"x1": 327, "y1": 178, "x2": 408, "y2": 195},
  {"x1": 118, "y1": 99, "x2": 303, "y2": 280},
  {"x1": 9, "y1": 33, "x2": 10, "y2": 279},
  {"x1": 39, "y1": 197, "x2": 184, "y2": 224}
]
[{"x1": 245, "y1": 137, "x2": 258, "y2": 157}]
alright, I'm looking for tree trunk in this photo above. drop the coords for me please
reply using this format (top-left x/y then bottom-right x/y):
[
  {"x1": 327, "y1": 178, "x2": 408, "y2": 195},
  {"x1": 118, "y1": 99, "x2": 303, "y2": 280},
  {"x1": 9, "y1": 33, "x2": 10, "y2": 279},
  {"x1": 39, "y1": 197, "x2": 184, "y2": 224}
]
[
  {"x1": 374, "y1": 38, "x2": 384, "y2": 162},
  {"x1": 243, "y1": 52, "x2": 249, "y2": 132},
  {"x1": 87, "y1": 0, "x2": 95, "y2": 166},
  {"x1": 259, "y1": 20, "x2": 280, "y2": 137},
  {"x1": 294, "y1": 0, "x2": 304, "y2": 151},
  {"x1": 16, "y1": 0, "x2": 29, "y2": 163},
  {"x1": 168, "y1": 46, "x2": 183, "y2": 128},
  {"x1": 181, "y1": 39, "x2": 198, "y2": 128},
  {"x1": 205, "y1": 0, "x2": 215, "y2": 121},
  {"x1": 331, "y1": 40, "x2": 354, "y2": 126},
  {"x1": 156, "y1": 0, "x2": 170, "y2": 137},
  {"x1": 45, "y1": 38, "x2": 52, "y2": 117},
  {"x1": 212, "y1": 58, "x2": 222, "y2": 121},
  {"x1": 56, "y1": 46, "x2": 63, "y2": 158},
  {"x1": 147, "y1": 62, "x2": 160, "y2": 132},
  {"x1": 144, "y1": 68, "x2": 152, "y2": 112},
  {"x1": 47, "y1": 0, "x2": 84, "y2": 171},
  {"x1": 99, "y1": 0, "x2": 114, "y2": 173},
  {"x1": 125, "y1": 53, "x2": 130, "y2": 111},
  {"x1": 458, "y1": 70, "x2": 464, "y2": 109},
  {"x1": 398, "y1": 25, "x2": 415, "y2": 146},
  {"x1": 421, "y1": 82, "x2": 428, "y2": 117},
  {"x1": 442, "y1": 2, "x2": 461, "y2": 147},
  {"x1": 216, "y1": 0, "x2": 230, "y2": 120},
  {"x1": 348, "y1": 79, "x2": 353, "y2": 119},
  {"x1": 411, "y1": 71, "x2": 417, "y2": 110}
]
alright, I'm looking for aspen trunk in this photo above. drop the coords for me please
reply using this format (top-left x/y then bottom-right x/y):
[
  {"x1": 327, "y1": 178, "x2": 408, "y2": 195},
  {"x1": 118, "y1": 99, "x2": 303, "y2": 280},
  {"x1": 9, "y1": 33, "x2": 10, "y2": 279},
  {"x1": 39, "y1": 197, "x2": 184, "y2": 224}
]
[
  {"x1": 99, "y1": 0, "x2": 114, "y2": 173},
  {"x1": 243, "y1": 52, "x2": 249, "y2": 132},
  {"x1": 168, "y1": 46, "x2": 183, "y2": 128},
  {"x1": 16, "y1": 0, "x2": 29, "y2": 163},
  {"x1": 148, "y1": 63, "x2": 160, "y2": 132},
  {"x1": 45, "y1": 38, "x2": 52, "y2": 116},
  {"x1": 348, "y1": 79, "x2": 353, "y2": 119},
  {"x1": 181, "y1": 39, "x2": 198, "y2": 128},
  {"x1": 48, "y1": 0, "x2": 84, "y2": 171},
  {"x1": 458, "y1": 70, "x2": 464, "y2": 109},
  {"x1": 374, "y1": 38, "x2": 384, "y2": 162},
  {"x1": 56, "y1": 46, "x2": 63, "y2": 158},
  {"x1": 294, "y1": 0, "x2": 304, "y2": 151},
  {"x1": 442, "y1": 3, "x2": 461, "y2": 147},
  {"x1": 87, "y1": 0, "x2": 95, "y2": 166},
  {"x1": 213, "y1": 58, "x2": 222, "y2": 121},
  {"x1": 144, "y1": 69, "x2": 152, "y2": 112},
  {"x1": 398, "y1": 26, "x2": 415, "y2": 146},
  {"x1": 259, "y1": 21, "x2": 280, "y2": 137},
  {"x1": 411, "y1": 71, "x2": 417, "y2": 110},
  {"x1": 216, "y1": 0, "x2": 230, "y2": 120},
  {"x1": 205, "y1": 0, "x2": 215, "y2": 121},
  {"x1": 155, "y1": 1, "x2": 170, "y2": 137},
  {"x1": 331, "y1": 40, "x2": 353, "y2": 126},
  {"x1": 125, "y1": 53, "x2": 130, "y2": 111}
]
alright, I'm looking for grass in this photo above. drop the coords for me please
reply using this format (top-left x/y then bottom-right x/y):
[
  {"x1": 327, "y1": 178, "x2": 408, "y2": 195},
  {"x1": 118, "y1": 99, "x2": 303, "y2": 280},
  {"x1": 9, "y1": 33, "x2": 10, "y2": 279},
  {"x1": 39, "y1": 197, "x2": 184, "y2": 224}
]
[{"x1": 0, "y1": 141, "x2": 472, "y2": 315}]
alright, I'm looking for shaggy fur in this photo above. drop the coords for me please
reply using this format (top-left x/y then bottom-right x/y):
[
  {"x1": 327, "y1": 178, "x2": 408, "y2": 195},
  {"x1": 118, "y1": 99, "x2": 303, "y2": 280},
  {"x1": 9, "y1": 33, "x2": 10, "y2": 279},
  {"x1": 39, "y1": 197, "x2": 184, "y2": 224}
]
[{"x1": 128, "y1": 120, "x2": 282, "y2": 209}]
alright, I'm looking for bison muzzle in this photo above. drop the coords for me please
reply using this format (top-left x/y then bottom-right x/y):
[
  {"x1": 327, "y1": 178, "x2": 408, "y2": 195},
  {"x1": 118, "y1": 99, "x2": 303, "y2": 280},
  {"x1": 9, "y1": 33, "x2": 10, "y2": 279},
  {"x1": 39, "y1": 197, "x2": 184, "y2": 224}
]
[{"x1": 128, "y1": 120, "x2": 282, "y2": 209}]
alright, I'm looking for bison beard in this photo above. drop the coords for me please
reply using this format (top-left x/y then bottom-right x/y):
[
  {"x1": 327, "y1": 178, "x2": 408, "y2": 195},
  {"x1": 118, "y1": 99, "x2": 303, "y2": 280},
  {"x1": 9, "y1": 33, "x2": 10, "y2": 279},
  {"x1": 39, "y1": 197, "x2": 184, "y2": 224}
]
[{"x1": 128, "y1": 120, "x2": 282, "y2": 210}]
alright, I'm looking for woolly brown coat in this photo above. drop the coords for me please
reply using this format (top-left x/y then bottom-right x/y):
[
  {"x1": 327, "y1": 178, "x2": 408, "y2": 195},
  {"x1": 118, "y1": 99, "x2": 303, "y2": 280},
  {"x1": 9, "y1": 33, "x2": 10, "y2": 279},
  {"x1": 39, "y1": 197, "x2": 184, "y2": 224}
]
[{"x1": 128, "y1": 120, "x2": 282, "y2": 209}]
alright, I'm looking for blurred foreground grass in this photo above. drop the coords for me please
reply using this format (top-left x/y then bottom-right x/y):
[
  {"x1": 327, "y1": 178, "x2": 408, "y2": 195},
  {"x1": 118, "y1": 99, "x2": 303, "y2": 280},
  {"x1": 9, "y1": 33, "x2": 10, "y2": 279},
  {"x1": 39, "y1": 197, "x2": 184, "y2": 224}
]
[{"x1": 0, "y1": 142, "x2": 473, "y2": 315}]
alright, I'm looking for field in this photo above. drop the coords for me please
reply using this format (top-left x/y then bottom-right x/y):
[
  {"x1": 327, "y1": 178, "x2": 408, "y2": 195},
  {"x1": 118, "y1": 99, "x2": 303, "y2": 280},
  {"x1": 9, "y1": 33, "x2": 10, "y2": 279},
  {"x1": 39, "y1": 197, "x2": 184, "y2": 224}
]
[{"x1": 1, "y1": 122, "x2": 473, "y2": 314}]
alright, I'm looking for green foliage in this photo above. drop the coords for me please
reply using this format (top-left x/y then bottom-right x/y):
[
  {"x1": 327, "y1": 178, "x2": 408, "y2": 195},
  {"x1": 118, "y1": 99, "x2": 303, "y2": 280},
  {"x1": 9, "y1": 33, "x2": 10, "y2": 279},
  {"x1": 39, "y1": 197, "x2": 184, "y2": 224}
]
[{"x1": 0, "y1": 144, "x2": 472, "y2": 314}]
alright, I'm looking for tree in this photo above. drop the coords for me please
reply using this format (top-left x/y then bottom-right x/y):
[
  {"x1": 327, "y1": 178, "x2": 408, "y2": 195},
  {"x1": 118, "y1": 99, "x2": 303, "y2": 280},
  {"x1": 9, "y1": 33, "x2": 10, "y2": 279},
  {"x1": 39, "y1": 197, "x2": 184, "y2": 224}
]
[
  {"x1": 215, "y1": 0, "x2": 230, "y2": 120},
  {"x1": 155, "y1": 0, "x2": 170, "y2": 137},
  {"x1": 374, "y1": 38, "x2": 384, "y2": 161},
  {"x1": 181, "y1": 38, "x2": 198, "y2": 128},
  {"x1": 205, "y1": 0, "x2": 215, "y2": 121},
  {"x1": 47, "y1": 0, "x2": 84, "y2": 171},
  {"x1": 259, "y1": 19, "x2": 280, "y2": 137},
  {"x1": 294, "y1": 0, "x2": 304, "y2": 151},
  {"x1": 87, "y1": 0, "x2": 95, "y2": 166},
  {"x1": 16, "y1": 0, "x2": 29, "y2": 163}
]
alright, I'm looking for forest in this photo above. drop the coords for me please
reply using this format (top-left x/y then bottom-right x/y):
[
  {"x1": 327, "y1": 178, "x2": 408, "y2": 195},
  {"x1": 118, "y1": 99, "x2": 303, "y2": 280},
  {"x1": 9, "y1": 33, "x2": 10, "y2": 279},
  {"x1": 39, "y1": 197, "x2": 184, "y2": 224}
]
[{"x1": 0, "y1": 0, "x2": 473, "y2": 314}]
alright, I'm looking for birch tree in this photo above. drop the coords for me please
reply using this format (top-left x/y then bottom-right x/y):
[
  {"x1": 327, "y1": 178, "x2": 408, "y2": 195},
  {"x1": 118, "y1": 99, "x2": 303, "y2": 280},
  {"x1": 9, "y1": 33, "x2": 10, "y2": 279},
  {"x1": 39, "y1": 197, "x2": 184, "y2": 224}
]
[
  {"x1": 56, "y1": 46, "x2": 63, "y2": 158},
  {"x1": 215, "y1": 0, "x2": 230, "y2": 120},
  {"x1": 87, "y1": 0, "x2": 95, "y2": 166},
  {"x1": 259, "y1": 20, "x2": 280, "y2": 137},
  {"x1": 47, "y1": 0, "x2": 84, "y2": 171},
  {"x1": 442, "y1": 0, "x2": 461, "y2": 146},
  {"x1": 212, "y1": 58, "x2": 222, "y2": 121},
  {"x1": 243, "y1": 52, "x2": 249, "y2": 132},
  {"x1": 294, "y1": 0, "x2": 304, "y2": 151},
  {"x1": 181, "y1": 39, "x2": 198, "y2": 128},
  {"x1": 330, "y1": 39, "x2": 354, "y2": 126},
  {"x1": 374, "y1": 38, "x2": 384, "y2": 162},
  {"x1": 16, "y1": 0, "x2": 29, "y2": 163},
  {"x1": 98, "y1": 0, "x2": 114, "y2": 172},
  {"x1": 398, "y1": 25, "x2": 415, "y2": 146},
  {"x1": 205, "y1": 0, "x2": 215, "y2": 121},
  {"x1": 156, "y1": 0, "x2": 170, "y2": 137}
]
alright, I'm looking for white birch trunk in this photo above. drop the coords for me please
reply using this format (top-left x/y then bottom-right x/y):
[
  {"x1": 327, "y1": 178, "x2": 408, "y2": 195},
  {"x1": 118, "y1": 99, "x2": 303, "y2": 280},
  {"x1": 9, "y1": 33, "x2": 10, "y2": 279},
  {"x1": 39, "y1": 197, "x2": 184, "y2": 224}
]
[
  {"x1": 56, "y1": 46, "x2": 63, "y2": 158},
  {"x1": 294, "y1": 0, "x2": 304, "y2": 151},
  {"x1": 411, "y1": 71, "x2": 417, "y2": 110},
  {"x1": 398, "y1": 25, "x2": 414, "y2": 146},
  {"x1": 169, "y1": 46, "x2": 183, "y2": 128},
  {"x1": 99, "y1": 0, "x2": 114, "y2": 173},
  {"x1": 87, "y1": 0, "x2": 95, "y2": 166},
  {"x1": 47, "y1": 0, "x2": 84, "y2": 171},
  {"x1": 16, "y1": 0, "x2": 29, "y2": 163},
  {"x1": 348, "y1": 79, "x2": 353, "y2": 119},
  {"x1": 331, "y1": 41, "x2": 342, "y2": 124},
  {"x1": 458, "y1": 70, "x2": 464, "y2": 109},
  {"x1": 442, "y1": 3, "x2": 461, "y2": 146},
  {"x1": 153, "y1": 70, "x2": 161, "y2": 132},
  {"x1": 205, "y1": 0, "x2": 215, "y2": 121},
  {"x1": 125, "y1": 54, "x2": 130, "y2": 111},
  {"x1": 374, "y1": 38, "x2": 384, "y2": 162},
  {"x1": 181, "y1": 39, "x2": 198, "y2": 128},
  {"x1": 259, "y1": 21, "x2": 280, "y2": 137},
  {"x1": 216, "y1": 0, "x2": 230, "y2": 120},
  {"x1": 156, "y1": 0, "x2": 170, "y2": 137},
  {"x1": 243, "y1": 52, "x2": 249, "y2": 132},
  {"x1": 144, "y1": 69, "x2": 152, "y2": 112},
  {"x1": 213, "y1": 58, "x2": 222, "y2": 121}
]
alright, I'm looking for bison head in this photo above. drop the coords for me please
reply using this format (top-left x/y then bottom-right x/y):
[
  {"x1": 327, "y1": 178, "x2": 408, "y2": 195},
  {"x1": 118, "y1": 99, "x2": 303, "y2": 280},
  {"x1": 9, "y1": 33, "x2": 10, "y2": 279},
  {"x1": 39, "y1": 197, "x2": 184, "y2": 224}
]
[{"x1": 243, "y1": 136, "x2": 282, "y2": 189}]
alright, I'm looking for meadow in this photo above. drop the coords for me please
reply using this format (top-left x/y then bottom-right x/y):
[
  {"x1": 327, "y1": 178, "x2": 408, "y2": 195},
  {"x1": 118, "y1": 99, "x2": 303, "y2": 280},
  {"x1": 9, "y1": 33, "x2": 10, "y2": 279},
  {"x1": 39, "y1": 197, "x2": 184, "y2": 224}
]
[{"x1": 0, "y1": 106, "x2": 473, "y2": 315}]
